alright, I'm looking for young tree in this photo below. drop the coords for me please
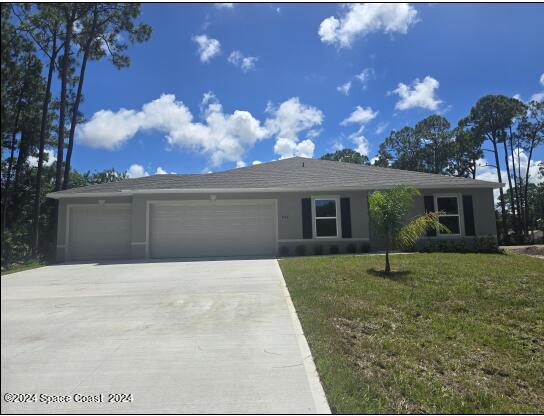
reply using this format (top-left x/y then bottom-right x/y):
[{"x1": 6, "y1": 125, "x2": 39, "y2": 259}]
[
  {"x1": 320, "y1": 148, "x2": 370, "y2": 164},
  {"x1": 368, "y1": 185, "x2": 448, "y2": 274}
]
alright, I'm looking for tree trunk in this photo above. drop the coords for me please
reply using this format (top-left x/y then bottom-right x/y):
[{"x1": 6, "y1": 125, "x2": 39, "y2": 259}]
[
  {"x1": 492, "y1": 139, "x2": 508, "y2": 242},
  {"x1": 55, "y1": 7, "x2": 76, "y2": 192},
  {"x1": 63, "y1": 7, "x2": 98, "y2": 190},
  {"x1": 384, "y1": 230, "x2": 391, "y2": 274},
  {"x1": 502, "y1": 139, "x2": 517, "y2": 238},
  {"x1": 523, "y1": 137, "x2": 535, "y2": 237},
  {"x1": 509, "y1": 129, "x2": 523, "y2": 238},
  {"x1": 32, "y1": 33, "x2": 57, "y2": 254}
]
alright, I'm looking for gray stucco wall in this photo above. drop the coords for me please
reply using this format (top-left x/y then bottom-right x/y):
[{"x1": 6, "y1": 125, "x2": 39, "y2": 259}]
[{"x1": 55, "y1": 187, "x2": 496, "y2": 261}]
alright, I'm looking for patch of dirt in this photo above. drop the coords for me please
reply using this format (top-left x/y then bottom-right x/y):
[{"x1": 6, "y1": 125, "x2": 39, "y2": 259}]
[{"x1": 501, "y1": 245, "x2": 544, "y2": 257}]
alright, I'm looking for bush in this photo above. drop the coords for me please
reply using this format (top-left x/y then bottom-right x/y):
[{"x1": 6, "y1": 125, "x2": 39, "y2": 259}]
[
  {"x1": 279, "y1": 246, "x2": 290, "y2": 257},
  {"x1": 329, "y1": 245, "x2": 339, "y2": 255},
  {"x1": 346, "y1": 243, "x2": 357, "y2": 253},
  {"x1": 360, "y1": 242, "x2": 371, "y2": 253},
  {"x1": 314, "y1": 245, "x2": 323, "y2": 255},
  {"x1": 419, "y1": 236, "x2": 499, "y2": 254},
  {"x1": 295, "y1": 245, "x2": 307, "y2": 256}
]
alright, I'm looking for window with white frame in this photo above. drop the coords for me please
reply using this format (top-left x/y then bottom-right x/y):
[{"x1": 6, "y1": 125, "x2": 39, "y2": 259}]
[
  {"x1": 436, "y1": 196, "x2": 461, "y2": 235},
  {"x1": 314, "y1": 199, "x2": 338, "y2": 237}
]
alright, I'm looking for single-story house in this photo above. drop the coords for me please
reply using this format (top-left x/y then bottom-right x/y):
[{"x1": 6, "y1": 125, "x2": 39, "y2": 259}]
[{"x1": 47, "y1": 157, "x2": 501, "y2": 262}]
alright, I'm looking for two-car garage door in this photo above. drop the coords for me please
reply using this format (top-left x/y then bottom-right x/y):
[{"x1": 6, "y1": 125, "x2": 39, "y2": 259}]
[
  {"x1": 66, "y1": 200, "x2": 277, "y2": 261},
  {"x1": 149, "y1": 200, "x2": 276, "y2": 258}
]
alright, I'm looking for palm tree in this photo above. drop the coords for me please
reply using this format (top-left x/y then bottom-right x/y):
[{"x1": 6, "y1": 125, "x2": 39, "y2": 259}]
[{"x1": 368, "y1": 185, "x2": 449, "y2": 274}]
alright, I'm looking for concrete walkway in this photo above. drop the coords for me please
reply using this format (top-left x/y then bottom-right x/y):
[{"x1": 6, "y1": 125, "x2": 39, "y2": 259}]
[{"x1": 1, "y1": 259, "x2": 329, "y2": 414}]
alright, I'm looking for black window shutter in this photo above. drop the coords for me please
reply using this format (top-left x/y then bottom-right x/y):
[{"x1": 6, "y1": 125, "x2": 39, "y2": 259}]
[
  {"x1": 340, "y1": 198, "x2": 352, "y2": 238},
  {"x1": 424, "y1": 195, "x2": 436, "y2": 236},
  {"x1": 462, "y1": 195, "x2": 475, "y2": 236},
  {"x1": 301, "y1": 198, "x2": 312, "y2": 239}
]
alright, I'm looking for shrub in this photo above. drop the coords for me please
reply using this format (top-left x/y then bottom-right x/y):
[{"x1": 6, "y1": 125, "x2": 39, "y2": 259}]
[
  {"x1": 314, "y1": 245, "x2": 324, "y2": 255},
  {"x1": 279, "y1": 246, "x2": 290, "y2": 257},
  {"x1": 295, "y1": 245, "x2": 307, "y2": 256},
  {"x1": 360, "y1": 242, "x2": 370, "y2": 253},
  {"x1": 418, "y1": 236, "x2": 499, "y2": 254},
  {"x1": 346, "y1": 243, "x2": 357, "y2": 253},
  {"x1": 329, "y1": 245, "x2": 339, "y2": 255}
]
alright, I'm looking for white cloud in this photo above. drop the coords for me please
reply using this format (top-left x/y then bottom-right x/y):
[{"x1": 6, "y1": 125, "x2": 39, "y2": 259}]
[
  {"x1": 28, "y1": 149, "x2": 56, "y2": 167},
  {"x1": 252, "y1": 160, "x2": 262, "y2": 165},
  {"x1": 337, "y1": 68, "x2": 374, "y2": 95},
  {"x1": 393, "y1": 76, "x2": 442, "y2": 111},
  {"x1": 273, "y1": 138, "x2": 315, "y2": 159},
  {"x1": 341, "y1": 105, "x2": 378, "y2": 125},
  {"x1": 127, "y1": 164, "x2": 149, "y2": 178},
  {"x1": 155, "y1": 166, "x2": 167, "y2": 175},
  {"x1": 351, "y1": 135, "x2": 370, "y2": 156},
  {"x1": 319, "y1": 3, "x2": 419, "y2": 48},
  {"x1": 192, "y1": 34, "x2": 221, "y2": 62},
  {"x1": 355, "y1": 68, "x2": 374, "y2": 89},
  {"x1": 215, "y1": 3, "x2": 234, "y2": 9},
  {"x1": 79, "y1": 94, "x2": 324, "y2": 166},
  {"x1": 337, "y1": 81, "x2": 352, "y2": 95},
  {"x1": 236, "y1": 160, "x2": 246, "y2": 168},
  {"x1": 375, "y1": 122, "x2": 388, "y2": 135},
  {"x1": 228, "y1": 50, "x2": 258, "y2": 72},
  {"x1": 529, "y1": 73, "x2": 544, "y2": 102},
  {"x1": 78, "y1": 93, "x2": 267, "y2": 166},
  {"x1": 265, "y1": 97, "x2": 324, "y2": 159}
]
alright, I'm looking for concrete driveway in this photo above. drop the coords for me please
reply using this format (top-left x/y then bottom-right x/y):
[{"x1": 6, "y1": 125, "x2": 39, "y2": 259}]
[{"x1": 1, "y1": 259, "x2": 329, "y2": 414}]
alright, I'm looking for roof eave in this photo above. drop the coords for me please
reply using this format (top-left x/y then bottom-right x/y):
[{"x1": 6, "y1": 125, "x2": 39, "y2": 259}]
[{"x1": 46, "y1": 182, "x2": 503, "y2": 199}]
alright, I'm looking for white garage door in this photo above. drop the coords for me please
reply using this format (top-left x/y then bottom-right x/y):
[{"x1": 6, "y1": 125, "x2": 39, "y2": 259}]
[
  {"x1": 149, "y1": 200, "x2": 276, "y2": 258},
  {"x1": 68, "y1": 205, "x2": 131, "y2": 261}
]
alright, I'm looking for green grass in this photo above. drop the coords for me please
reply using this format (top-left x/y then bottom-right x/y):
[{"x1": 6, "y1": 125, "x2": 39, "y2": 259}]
[
  {"x1": 1, "y1": 259, "x2": 47, "y2": 275},
  {"x1": 280, "y1": 253, "x2": 544, "y2": 414}
]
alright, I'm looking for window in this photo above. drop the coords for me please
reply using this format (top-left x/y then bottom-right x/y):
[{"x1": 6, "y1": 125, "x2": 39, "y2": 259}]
[
  {"x1": 314, "y1": 199, "x2": 338, "y2": 237},
  {"x1": 436, "y1": 196, "x2": 461, "y2": 235}
]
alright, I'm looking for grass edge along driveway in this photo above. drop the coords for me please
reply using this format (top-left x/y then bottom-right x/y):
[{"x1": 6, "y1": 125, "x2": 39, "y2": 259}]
[{"x1": 280, "y1": 253, "x2": 544, "y2": 414}]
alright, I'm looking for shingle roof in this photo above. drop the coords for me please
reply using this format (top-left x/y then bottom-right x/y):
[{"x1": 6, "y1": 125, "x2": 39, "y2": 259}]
[{"x1": 47, "y1": 157, "x2": 501, "y2": 198}]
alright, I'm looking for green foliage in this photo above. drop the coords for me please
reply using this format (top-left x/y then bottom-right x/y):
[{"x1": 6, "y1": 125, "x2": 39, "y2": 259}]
[
  {"x1": 295, "y1": 245, "x2": 306, "y2": 256},
  {"x1": 279, "y1": 245, "x2": 290, "y2": 257},
  {"x1": 420, "y1": 236, "x2": 499, "y2": 253},
  {"x1": 368, "y1": 185, "x2": 447, "y2": 272},
  {"x1": 320, "y1": 148, "x2": 370, "y2": 165}
]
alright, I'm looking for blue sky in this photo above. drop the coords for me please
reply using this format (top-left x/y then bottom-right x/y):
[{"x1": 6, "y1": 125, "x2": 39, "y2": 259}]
[{"x1": 71, "y1": 3, "x2": 544, "y2": 178}]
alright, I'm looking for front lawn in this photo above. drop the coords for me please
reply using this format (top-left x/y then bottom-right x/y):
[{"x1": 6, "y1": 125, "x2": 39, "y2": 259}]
[{"x1": 280, "y1": 253, "x2": 544, "y2": 414}]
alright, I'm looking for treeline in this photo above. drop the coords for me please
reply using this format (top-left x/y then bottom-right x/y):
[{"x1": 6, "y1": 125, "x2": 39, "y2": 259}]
[
  {"x1": 1, "y1": 3, "x2": 151, "y2": 265},
  {"x1": 322, "y1": 96, "x2": 544, "y2": 244}
]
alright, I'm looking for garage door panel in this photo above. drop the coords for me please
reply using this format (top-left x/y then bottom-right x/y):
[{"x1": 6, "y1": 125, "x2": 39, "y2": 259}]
[
  {"x1": 150, "y1": 201, "x2": 276, "y2": 258},
  {"x1": 68, "y1": 205, "x2": 131, "y2": 261}
]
